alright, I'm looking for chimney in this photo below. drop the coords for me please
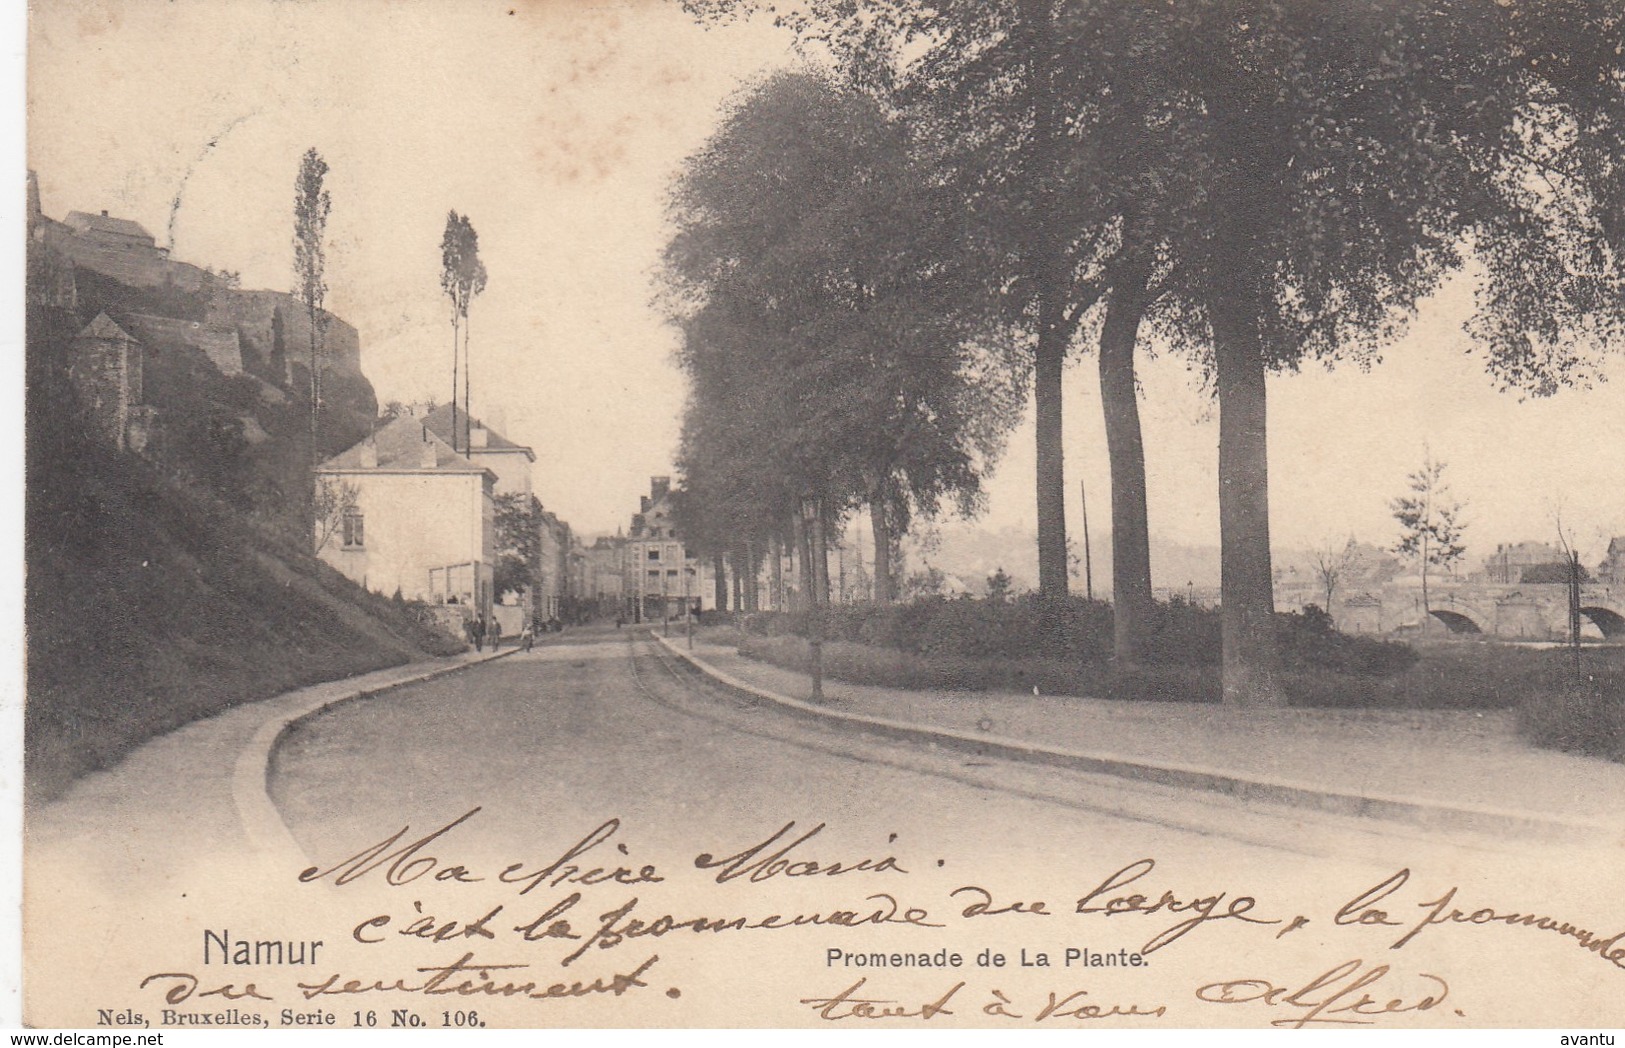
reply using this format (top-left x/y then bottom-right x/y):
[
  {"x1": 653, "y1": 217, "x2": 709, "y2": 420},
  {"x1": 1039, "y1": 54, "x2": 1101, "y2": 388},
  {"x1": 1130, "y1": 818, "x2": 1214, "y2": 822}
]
[
  {"x1": 358, "y1": 439, "x2": 378, "y2": 469},
  {"x1": 101, "y1": 209, "x2": 109, "y2": 217},
  {"x1": 651, "y1": 476, "x2": 671, "y2": 500}
]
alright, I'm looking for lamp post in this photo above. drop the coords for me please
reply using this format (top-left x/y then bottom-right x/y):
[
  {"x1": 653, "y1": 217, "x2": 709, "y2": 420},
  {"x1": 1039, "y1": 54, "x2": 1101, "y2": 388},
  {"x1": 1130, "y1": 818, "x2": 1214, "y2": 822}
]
[
  {"x1": 685, "y1": 560, "x2": 694, "y2": 650},
  {"x1": 661, "y1": 552, "x2": 670, "y2": 638}
]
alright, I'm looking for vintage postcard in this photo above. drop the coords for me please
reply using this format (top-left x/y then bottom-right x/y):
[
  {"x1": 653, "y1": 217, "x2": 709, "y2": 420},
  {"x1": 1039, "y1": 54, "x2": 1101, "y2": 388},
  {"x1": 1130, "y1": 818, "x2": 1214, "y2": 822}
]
[{"x1": 20, "y1": 0, "x2": 1625, "y2": 1033}]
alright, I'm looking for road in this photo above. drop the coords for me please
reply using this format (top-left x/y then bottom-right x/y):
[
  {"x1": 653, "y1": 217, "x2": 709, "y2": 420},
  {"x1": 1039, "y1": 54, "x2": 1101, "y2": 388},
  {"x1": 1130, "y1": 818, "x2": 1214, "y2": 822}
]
[{"x1": 262, "y1": 627, "x2": 1624, "y2": 1028}]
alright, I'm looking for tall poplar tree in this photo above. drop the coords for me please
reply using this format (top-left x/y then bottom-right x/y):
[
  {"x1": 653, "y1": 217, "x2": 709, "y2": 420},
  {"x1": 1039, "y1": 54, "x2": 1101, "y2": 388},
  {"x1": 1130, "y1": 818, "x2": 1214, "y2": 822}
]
[
  {"x1": 293, "y1": 148, "x2": 330, "y2": 479},
  {"x1": 440, "y1": 211, "x2": 488, "y2": 454}
]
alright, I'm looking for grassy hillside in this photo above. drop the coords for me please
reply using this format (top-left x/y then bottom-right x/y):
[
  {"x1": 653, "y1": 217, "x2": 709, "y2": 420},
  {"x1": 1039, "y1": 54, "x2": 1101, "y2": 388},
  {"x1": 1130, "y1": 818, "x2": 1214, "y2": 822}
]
[{"x1": 26, "y1": 300, "x2": 461, "y2": 804}]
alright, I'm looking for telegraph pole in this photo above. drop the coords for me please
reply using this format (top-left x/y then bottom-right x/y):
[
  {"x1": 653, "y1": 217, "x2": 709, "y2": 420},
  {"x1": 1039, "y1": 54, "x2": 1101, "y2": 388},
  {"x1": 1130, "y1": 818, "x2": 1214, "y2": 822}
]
[
  {"x1": 1569, "y1": 550, "x2": 1583, "y2": 682},
  {"x1": 1080, "y1": 479, "x2": 1094, "y2": 601}
]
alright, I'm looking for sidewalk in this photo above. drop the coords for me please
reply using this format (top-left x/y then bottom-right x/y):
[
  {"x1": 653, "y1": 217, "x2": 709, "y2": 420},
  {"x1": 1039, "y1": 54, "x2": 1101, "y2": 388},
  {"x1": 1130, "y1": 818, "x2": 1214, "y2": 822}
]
[
  {"x1": 660, "y1": 634, "x2": 1625, "y2": 841},
  {"x1": 25, "y1": 646, "x2": 516, "y2": 877}
]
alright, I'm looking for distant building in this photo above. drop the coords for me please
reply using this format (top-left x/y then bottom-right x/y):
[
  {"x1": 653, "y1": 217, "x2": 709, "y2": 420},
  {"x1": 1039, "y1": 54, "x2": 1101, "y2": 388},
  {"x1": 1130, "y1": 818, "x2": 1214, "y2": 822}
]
[
  {"x1": 1599, "y1": 538, "x2": 1625, "y2": 585},
  {"x1": 32, "y1": 190, "x2": 206, "y2": 292},
  {"x1": 585, "y1": 536, "x2": 620, "y2": 591},
  {"x1": 1480, "y1": 541, "x2": 1568, "y2": 584},
  {"x1": 536, "y1": 506, "x2": 571, "y2": 620},
  {"x1": 622, "y1": 476, "x2": 715, "y2": 622},
  {"x1": 315, "y1": 415, "x2": 497, "y2": 613},
  {"x1": 67, "y1": 312, "x2": 156, "y2": 453},
  {"x1": 62, "y1": 210, "x2": 157, "y2": 251}
]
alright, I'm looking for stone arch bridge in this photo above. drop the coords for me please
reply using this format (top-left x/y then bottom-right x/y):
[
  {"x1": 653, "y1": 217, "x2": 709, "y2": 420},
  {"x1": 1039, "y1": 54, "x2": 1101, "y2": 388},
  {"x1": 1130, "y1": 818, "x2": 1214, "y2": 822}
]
[{"x1": 1287, "y1": 582, "x2": 1625, "y2": 641}]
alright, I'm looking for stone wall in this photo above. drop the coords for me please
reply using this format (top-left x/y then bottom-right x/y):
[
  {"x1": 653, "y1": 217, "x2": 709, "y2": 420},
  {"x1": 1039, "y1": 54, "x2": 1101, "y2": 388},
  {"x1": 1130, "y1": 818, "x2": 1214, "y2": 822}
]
[
  {"x1": 121, "y1": 313, "x2": 242, "y2": 375},
  {"x1": 207, "y1": 290, "x2": 361, "y2": 383}
]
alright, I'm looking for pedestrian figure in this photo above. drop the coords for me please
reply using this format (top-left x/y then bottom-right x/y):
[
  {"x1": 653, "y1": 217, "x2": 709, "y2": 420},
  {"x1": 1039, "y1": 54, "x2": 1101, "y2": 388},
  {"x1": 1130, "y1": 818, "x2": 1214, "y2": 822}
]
[
  {"x1": 520, "y1": 622, "x2": 535, "y2": 652},
  {"x1": 486, "y1": 618, "x2": 501, "y2": 651},
  {"x1": 472, "y1": 614, "x2": 485, "y2": 651}
]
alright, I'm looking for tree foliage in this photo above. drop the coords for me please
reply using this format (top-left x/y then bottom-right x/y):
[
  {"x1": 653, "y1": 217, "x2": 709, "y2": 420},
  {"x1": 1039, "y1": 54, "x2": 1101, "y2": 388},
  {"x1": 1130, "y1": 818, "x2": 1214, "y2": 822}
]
[
  {"x1": 1521, "y1": 561, "x2": 1592, "y2": 585},
  {"x1": 1392, "y1": 451, "x2": 1469, "y2": 627},
  {"x1": 493, "y1": 492, "x2": 541, "y2": 600},
  {"x1": 687, "y1": 0, "x2": 1625, "y2": 704},
  {"x1": 1312, "y1": 539, "x2": 1354, "y2": 614},
  {"x1": 440, "y1": 211, "x2": 488, "y2": 455},
  {"x1": 662, "y1": 71, "x2": 1024, "y2": 592},
  {"x1": 293, "y1": 148, "x2": 330, "y2": 479},
  {"x1": 312, "y1": 476, "x2": 361, "y2": 554}
]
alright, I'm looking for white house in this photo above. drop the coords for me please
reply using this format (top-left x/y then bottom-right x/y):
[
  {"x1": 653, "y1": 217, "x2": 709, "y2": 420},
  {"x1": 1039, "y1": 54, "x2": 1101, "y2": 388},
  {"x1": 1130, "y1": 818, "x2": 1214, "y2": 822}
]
[
  {"x1": 419, "y1": 403, "x2": 536, "y2": 497},
  {"x1": 315, "y1": 415, "x2": 496, "y2": 613}
]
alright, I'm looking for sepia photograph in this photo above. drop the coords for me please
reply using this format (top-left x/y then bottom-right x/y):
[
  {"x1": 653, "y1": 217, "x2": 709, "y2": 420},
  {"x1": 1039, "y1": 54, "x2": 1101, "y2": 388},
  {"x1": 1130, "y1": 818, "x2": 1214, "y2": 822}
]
[{"x1": 19, "y1": 0, "x2": 1625, "y2": 1032}]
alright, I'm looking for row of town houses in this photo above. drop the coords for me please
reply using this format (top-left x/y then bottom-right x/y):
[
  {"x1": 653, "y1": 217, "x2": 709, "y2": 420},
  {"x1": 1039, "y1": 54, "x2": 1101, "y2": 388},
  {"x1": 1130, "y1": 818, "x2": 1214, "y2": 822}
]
[
  {"x1": 313, "y1": 412, "x2": 866, "y2": 632},
  {"x1": 313, "y1": 410, "x2": 740, "y2": 630}
]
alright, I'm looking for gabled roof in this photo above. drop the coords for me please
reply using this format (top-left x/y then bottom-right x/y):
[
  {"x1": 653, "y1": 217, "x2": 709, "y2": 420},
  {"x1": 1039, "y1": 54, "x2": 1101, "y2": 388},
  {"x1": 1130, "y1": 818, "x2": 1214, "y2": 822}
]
[
  {"x1": 319, "y1": 414, "x2": 490, "y2": 474},
  {"x1": 64, "y1": 210, "x2": 154, "y2": 242},
  {"x1": 420, "y1": 404, "x2": 534, "y2": 459},
  {"x1": 76, "y1": 312, "x2": 136, "y2": 342}
]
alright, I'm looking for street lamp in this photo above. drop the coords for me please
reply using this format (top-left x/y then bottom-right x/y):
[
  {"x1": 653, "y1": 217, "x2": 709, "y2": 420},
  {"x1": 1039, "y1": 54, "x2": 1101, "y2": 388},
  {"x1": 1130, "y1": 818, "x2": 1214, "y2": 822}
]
[{"x1": 661, "y1": 552, "x2": 670, "y2": 638}]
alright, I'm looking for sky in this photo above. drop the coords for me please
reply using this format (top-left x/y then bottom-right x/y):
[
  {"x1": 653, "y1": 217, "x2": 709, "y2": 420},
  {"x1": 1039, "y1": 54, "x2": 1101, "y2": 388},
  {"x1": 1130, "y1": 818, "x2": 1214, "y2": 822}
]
[{"x1": 25, "y1": 0, "x2": 1625, "y2": 566}]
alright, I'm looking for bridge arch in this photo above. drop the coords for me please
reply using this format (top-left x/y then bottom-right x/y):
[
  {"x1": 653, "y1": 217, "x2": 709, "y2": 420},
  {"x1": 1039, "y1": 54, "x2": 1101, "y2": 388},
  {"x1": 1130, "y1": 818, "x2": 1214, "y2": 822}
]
[
  {"x1": 1579, "y1": 606, "x2": 1625, "y2": 639},
  {"x1": 1429, "y1": 608, "x2": 1485, "y2": 634}
]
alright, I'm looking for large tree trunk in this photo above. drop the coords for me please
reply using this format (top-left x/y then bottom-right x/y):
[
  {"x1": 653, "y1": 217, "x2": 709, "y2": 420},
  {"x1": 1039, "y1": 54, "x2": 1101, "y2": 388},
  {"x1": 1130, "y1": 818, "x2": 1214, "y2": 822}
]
[
  {"x1": 743, "y1": 539, "x2": 759, "y2": 612},
  {"x1": 811, "y1": 505, "x2": 831, "y2": 607},
  {"x1": 801, "y1": 499, "x2": 827, "y2": 701},
  {"x1": 771, "y1": 534, "x2": 784, "y2": 611},
  {"x1": 1099, "y1": 255, "x2": 1155, "y2": 667},
  {"x1": 1034, "y1": 299, "x2": 1069, "y2": 599},
  {"x1": 1210, "y1": 280, "x2": 1283, "y2": 707},
  {"x1": 1022, "y1": 0, "x2": 1069, "y2": 601},
  {"x1": 870, "y1": 496, "x2": 893, "y2": 603},
  {"x1": 792, "y1": 513, "x2": 808, "y2": 613},
  {"x1": 714, "y1": 552, "x2": 728, "y2": 612}
]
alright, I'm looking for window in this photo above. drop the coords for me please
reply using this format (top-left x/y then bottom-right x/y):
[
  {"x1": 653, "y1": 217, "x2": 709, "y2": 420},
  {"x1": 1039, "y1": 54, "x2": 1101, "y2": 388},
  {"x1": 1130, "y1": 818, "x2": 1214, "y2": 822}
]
[
  {"x1": 648, "y1": 548, "x2": 660, "y2": 561},
  {"x1": 667, "y1": 569, "x2": 678, "y2": 578},
  {"x1": 647, "y1": 569, "x2": 660, "y2": 579},
  {"x1": 342, "y1": 510, "x2": 364, "y2": 548}
]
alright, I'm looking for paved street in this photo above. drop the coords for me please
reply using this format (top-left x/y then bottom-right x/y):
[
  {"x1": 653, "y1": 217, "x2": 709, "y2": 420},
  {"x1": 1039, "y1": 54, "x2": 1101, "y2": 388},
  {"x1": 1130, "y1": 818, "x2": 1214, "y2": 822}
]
[
  {"x1": 260, "y1": 627, "x2": 1623, "y2": 1028},
  {"x1": 23, "y1": 628, "x2": 1624, "y2": 1028}
]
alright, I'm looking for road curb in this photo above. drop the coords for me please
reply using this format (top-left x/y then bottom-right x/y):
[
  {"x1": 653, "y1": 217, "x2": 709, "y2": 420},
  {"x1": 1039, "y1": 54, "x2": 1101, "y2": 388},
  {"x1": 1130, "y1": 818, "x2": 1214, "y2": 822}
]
[
  {"x1": 653, "y1": 634, "x2": 1617, "y2": 844},
  {"x1": 232, "y1": 646, "x2": 521, "y2": 868}
]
